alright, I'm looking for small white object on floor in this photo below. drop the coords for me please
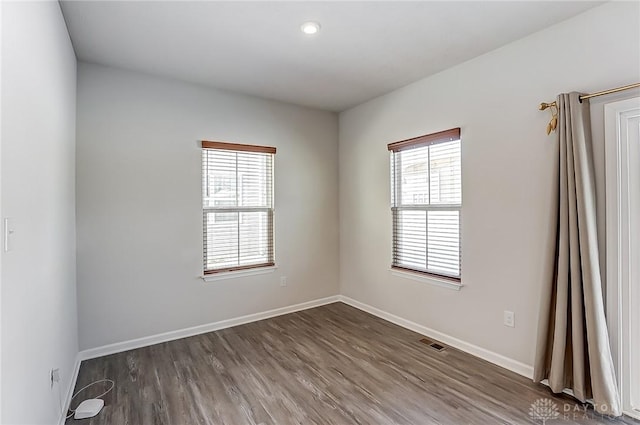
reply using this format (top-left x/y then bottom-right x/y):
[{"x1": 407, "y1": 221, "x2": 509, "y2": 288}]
[{"x1": 74, "y1": 398, "x2": 104, "y2": 420}]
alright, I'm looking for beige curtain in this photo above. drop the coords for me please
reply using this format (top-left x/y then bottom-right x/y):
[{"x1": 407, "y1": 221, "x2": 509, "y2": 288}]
[{"x1": 534, "y1": 92, "x2": 621, "y2": 416}]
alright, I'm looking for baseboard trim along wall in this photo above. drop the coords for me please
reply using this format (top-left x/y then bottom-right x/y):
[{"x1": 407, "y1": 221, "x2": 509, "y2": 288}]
[
  {"x1": 338, "y1": 295, "x2": 535, "y2": 379},
  {"x1": 78, "y1": 295, "x2": 341, "y2": 361},
  {"x1": 77, "y1": 293, "x2": 534, "y2": 376},
  {"x1": 58, "y1": 355, "x2": 82, "y2": 425}
]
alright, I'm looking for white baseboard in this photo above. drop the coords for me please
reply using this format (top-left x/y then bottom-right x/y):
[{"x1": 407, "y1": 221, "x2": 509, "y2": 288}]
[
  {"x1": 58, "y1": 354, "x2": 82, "y2": 425},
  {"x1": 79, "y1": 295, "x2": 341, "y2": 361},
  {"x1": 539, "y1": 378, "x2": 595, "y2": 403},
  {"x1": 624, "y1": 409, "x2": 640, "y2": 421},
  {"x1": 338, "y1": 295, "x2": 534, "y2": 379}
]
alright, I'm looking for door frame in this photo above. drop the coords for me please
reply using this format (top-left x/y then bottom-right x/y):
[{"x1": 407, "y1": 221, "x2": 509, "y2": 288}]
[{"x1": 605, "y1": 96, "x2": 640, "y2": 420}]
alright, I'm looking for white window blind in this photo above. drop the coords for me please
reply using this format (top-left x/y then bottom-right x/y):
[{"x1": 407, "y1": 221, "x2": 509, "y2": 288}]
[
  {"x1": 388, "y1": 128, "x2": 462, "y2": 281},
  {"x1": 201, "y1": 141, "x2": 275, "y2": 274}
]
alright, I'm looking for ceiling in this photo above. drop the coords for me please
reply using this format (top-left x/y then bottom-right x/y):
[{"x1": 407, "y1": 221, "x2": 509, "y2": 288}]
[{"x1": 60, "y1": 1, "x2": 603, "y2": 112}]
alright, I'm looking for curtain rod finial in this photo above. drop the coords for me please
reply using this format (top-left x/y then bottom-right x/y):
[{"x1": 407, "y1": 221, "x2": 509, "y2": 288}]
[{"x1": 539, "y1": 101, "x2": 556, "y2": 111}]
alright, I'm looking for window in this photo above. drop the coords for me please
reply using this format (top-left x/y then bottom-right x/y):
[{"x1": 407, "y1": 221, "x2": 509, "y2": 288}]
[
  {"x1": 388, "y1": 128, "x2": 461, "y2": 281},
  {"x1": 201, "y1": 141, "x2": 275, "y2": 274}
]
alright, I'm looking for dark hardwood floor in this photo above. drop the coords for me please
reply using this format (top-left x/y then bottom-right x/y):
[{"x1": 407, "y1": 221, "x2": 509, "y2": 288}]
[{"x1": 67, "y1": 302, "x2": 639, "y2": 425}]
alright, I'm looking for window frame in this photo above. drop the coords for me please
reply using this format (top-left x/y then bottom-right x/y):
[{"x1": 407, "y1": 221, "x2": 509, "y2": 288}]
[
  {"x1": 388, "y1": 128, "x2": 462, "y2": 283},
  {"x1": 201, "y1": 140, "x2": 276, "y2": 275}
]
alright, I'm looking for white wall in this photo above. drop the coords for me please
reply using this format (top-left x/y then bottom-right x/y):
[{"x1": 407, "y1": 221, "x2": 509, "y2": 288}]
[
  {"x1": 76, "y1": 63, "x2": 339, "y2": 350},
  {"x1": 1, "y1": 2, "x2": 78, "y2": 424},
  {"x1": 338, "y1": 1, "x2": 640, "y2": 368},
  {"x1": 0, "y1": 1, "x2": 4, "y2": 421}
]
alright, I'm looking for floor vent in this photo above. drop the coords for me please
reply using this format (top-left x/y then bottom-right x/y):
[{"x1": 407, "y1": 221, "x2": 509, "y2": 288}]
[{"x1": 419, "y1": 338, "x2": 446, "y2": 351}]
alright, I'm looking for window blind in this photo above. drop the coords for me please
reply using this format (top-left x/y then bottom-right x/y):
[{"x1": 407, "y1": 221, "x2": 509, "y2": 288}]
[
  {"x1": 388, "y1": 128, "x2": 461, "y2": 280},
  {"x1": 202, "y1": 141, "x2": 275, "y2": 274}
]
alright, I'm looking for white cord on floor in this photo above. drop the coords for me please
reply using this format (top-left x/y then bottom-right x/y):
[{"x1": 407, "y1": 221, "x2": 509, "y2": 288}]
[{"x1": 66, "y1": 379, "x2": 115, "y2": 420}]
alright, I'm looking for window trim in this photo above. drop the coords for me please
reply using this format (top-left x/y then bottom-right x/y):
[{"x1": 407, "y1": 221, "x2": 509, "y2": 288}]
[
  {"x1": 389, "y1": 267, "x2": 463, "y2": 291},
  {"x1": 203, "y1": 261, "x2": 276, "y2": 275},
  {"x1": 201, "y1": 140, "x2": 276, "y2": 275},
  {"x1": 387, "y1": 127, "x2": 460, "y2": 152},
  {"x1": 202, "y1": 140, "x2": 276, "y2": 154},
  {"x1": 203, "y1": 265, "x2": 278, "y2": 281},
  {"x1": 388, "y1": 128, "x2": 462, "y2": 282}
]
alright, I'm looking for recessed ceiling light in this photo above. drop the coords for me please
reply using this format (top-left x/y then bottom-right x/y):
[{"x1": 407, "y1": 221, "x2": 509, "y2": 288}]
[{"x1": 301, "y1": 21, "x2": 320, "y2": 35}]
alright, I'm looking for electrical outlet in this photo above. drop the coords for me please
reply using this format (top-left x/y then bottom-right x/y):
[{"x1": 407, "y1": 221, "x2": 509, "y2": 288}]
[
  {"x1": 280, "y1": 276, "x2": 287, "y2": 287},
  {"x1": 504, "y1": 311, "x2": 515, "y2": 328},
  {"x1": 50, "y1": 368, "x2": 60, "y2": 388}
]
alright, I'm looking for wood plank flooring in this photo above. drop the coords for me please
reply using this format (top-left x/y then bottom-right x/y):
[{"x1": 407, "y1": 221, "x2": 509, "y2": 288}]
[{"x1": 67, "y1": 302, "x2": 639, "y2": 425}]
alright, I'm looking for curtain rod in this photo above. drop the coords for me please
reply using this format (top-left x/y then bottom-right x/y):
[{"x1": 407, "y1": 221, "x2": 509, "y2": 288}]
[
  {"x1": 538, "y1": 82, "x2": 640, "y2": 135},
  {"x1": 579, "y1": 82, "x2": 640, "y2": 100},
  {"x1": 539, "y1": 82, "x2": 640, "y2": 111}
]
